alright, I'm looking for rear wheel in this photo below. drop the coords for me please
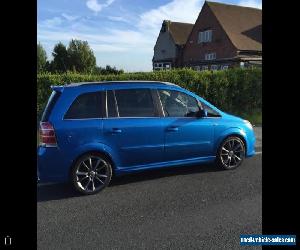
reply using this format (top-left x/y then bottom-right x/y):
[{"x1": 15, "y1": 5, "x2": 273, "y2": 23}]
[
  {"x1": 71, "y1": 153, "x2": 112, "y2": 195},
  {"x1": 217, "y1": 136, "x2": 245, "y2": 170}
]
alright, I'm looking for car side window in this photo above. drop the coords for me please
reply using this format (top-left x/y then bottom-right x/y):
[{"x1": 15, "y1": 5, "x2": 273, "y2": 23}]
[
  {"x1": 200, "y1": 102, "x2": 221, "y2": 117},
  {"x1": 107, "y1": 90, "x2": 118, "y2": 117},
  {"x1": 158, "y1": 90, "x2": 200, "y2": 117},
  {"x1": 114, "y1": 89, "x2": 156, "y2": 117},
  {"x1": 64, "y1": 92, "x2": 103, "y2": 119}
]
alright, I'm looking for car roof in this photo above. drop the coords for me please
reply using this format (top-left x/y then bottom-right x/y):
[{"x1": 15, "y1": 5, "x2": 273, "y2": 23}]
[
  {"x1": 61, "y1": 81, "x2": 179, "y2": 88},
  {"x1": 51, "y1": 81, "x2": 184, "y2": 94}
]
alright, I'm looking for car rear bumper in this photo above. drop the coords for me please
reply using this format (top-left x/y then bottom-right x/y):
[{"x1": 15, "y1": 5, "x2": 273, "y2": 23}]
[{"x1": 37, "y1": 146, "x2": 71, "y2": 183}]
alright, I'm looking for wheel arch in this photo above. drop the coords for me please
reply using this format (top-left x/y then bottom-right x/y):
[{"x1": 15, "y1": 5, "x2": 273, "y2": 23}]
[
  {"x1": 68, "y1": 144, "x2": 119, "y2": 180},
  {"x1": 215, "y1": 128, "x2": 248, "y2": 155}
]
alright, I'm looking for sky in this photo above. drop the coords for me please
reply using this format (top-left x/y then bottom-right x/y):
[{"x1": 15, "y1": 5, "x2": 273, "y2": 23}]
[{"x1": 37, "y1": 0, "x2": 262, "y2": 72}]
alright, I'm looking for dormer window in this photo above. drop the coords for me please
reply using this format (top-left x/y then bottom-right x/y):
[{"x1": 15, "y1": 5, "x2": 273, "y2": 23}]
[{"x1": 198, "y1": 29, "x2": 212, "y2": 43}]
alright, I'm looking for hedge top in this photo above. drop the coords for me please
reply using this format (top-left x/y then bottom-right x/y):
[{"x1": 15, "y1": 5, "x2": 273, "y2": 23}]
[{"x1": 38, "y1": 68, "x2": 261, "y2": 120}]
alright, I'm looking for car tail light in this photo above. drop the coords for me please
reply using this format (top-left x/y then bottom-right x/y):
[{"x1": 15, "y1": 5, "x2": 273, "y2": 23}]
[{"x1": 39, "y1": 122, "x2": 57, "y2": 147}]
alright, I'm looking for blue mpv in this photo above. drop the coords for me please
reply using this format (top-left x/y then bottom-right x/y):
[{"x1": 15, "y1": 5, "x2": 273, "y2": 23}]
[{"x1": 38, "y1": 81, "x2": 255, "y2": 195}]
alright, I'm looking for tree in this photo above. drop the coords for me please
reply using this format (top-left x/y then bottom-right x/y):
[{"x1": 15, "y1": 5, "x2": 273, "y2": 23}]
[
  {"x1": 37, "y1": 43, "x2": 47, "y2": 73},
  {"x1": 67, "y1": 39, "x2": 96, "y2": 73},
  {"x1": 93, "y1": 65, "x2": 124, "y2": 75},
  {"x1": 51, "y1": 42, "x2": 69, "y2": 72}
]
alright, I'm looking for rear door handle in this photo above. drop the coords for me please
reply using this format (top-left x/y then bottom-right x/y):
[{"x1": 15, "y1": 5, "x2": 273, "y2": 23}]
[
  {"x1": 111, "y1": 128, "x2": 122, "y2": 133},
  {"x1": 167, "y1": 126, "x2": 179, "y2": 132}
]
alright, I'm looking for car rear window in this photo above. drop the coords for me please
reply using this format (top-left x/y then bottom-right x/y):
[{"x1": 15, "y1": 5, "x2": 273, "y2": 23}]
[
  {"x1": 41, "y1": 90, "x2": 61, "y2": 122},
  {"x1": 64, "y1": 92, "x2": 103, "y2": 119}
]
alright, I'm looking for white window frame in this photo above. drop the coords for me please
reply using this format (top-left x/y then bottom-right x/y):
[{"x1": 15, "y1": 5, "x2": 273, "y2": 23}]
[
  {"x1": 153, "y1": 62, "x2": 172, "y2": 70},
  {"x1": 198, "y1": 30, "x2": 212, "y2": 43},
  {"x1": 211, "y1": 65, "x2": 218, "y2": 71},
  {"x1": 205, "y1": 52, "x2": 216, "y2": 60},
  {"x1": 194, "y1": 66, "x2": 201, "y2": 71},
  {"x1": 221, "y1": 65, "x2": 229, "y2": 70},
  {"x1": 165, "y1": 63, "x2": 171, "y2": 69}
]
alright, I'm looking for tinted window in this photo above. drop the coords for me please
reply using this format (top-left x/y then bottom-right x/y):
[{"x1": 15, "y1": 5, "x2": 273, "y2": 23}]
[
  {"x1": 158, "y1": 90, "x2": 200, "y2": 117},
  {"x1": 64, "y1": 92, "x2": 102, "y2": 119},
  {"x1": 115, "y1": 89, "x2": 156, "y2": 117},
  {"x1": 41, "y1": 90, "x2": 61, "y2": 122},
  {"x1": 107, "y1": 90, "x2": 118, "y2": 117}
]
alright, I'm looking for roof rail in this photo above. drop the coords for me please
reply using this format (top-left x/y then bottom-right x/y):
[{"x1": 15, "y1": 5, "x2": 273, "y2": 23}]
[{"x1": 63, "y1": 80, "x2": 179, "y2": 87}]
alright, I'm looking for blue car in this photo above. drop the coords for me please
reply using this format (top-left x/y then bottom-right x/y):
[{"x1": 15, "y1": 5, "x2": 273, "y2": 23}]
[{"x1": 38, "y1": 81, "x2": 255, "y2": 195}]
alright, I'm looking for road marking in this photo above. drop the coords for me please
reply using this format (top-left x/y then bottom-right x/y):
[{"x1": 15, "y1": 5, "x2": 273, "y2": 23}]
[{"x1": 255, "y1": 151, "x2": 262, "y2": 155}]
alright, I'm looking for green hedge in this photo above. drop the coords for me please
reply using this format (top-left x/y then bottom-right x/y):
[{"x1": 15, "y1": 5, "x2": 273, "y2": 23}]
[{"x1": 37, "y1": 68, "x2": 261, "y2": 120}]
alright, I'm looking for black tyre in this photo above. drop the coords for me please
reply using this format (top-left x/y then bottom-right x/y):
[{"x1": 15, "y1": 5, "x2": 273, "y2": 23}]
[
  {"x1": 217, "y1": 136, "x2": 245, "y2": 170},
  {"x1": 71, "y1": 153, "x2": 112, "y2": 195}
]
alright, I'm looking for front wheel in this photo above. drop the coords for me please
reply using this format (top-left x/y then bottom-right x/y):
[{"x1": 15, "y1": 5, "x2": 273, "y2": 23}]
[
  {"x1": 217, "y1": 136, "x2": 245, "y2": 170},
  {"x1": 71, "y1": 153, "x2": 112, "y2": 195}
]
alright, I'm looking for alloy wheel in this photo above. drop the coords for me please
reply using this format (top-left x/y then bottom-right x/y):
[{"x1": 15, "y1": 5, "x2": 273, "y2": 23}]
[
  {"x1": 220, "y1": 137, "x2": 245, "y2": 169},
  {"x1": 75, "y1": 155, "x2": 110, "y2": 194}
]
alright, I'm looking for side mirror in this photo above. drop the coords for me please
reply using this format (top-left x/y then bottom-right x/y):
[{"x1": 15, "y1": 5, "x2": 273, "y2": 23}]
[{"x1": 197, "y1": 109, "x2": 208, "y2": 118}]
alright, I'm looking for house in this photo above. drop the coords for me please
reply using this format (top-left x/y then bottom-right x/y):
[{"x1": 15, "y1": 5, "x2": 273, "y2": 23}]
[
  {"x1": 153, "y1": 20, "x2": 193, "y2": 70},
  {"x1": 182, "y1": 1, "x2": 262, "y2": 70}
]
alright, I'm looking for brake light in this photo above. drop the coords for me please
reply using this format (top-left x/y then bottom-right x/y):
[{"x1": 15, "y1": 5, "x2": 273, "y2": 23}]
[{"x1": 39, "y1": 122, "x2": 57, "y2": 147}]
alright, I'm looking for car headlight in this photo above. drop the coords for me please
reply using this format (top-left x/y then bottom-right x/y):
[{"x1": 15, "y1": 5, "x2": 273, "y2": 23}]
[{"x1": 243, "y1": 120, "x2": 253, "y2": 129}]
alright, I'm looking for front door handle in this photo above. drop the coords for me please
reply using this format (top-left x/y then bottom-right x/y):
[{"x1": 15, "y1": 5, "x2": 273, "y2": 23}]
[
  {"x1": 111, "y1": 128, "x2": 122, "y2": 133},
  {"x1": 167, "y1": 126, "x2": 179, "y2": 132}
]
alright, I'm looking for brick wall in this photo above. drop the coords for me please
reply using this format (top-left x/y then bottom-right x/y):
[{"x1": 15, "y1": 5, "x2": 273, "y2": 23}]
[{"x1": 182, "y1": 3, "x2": 237, "y2": 67}]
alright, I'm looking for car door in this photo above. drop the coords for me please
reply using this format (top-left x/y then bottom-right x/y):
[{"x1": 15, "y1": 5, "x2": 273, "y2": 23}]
[
  {"x1": 103, "y1": 88, "x2": 164, "y2": 168},
  {"x1": 158, "y1": 89, "x2": 215, "y2": 162}
]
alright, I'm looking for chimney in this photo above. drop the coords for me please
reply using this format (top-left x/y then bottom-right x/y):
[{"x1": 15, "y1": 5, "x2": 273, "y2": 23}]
[{"x1": 161, "y1": 20, "x2": 171, "y2": 33}]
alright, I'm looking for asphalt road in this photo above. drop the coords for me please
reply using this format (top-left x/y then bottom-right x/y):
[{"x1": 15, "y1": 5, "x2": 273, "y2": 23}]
[
  {"x1": 37, "y1": 153, "x2": 262, "y2": 250},
  {"x1": 253, "y1": 126, "x2": 262, "y2": 151}
]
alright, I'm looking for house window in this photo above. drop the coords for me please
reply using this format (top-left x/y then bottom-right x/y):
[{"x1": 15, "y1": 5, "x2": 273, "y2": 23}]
[
  {"x1": 211, "y1": 65, "x2": 218, "y2": 71},
  {"x1": 221, "y1": 65, "x2": 229, "y2": 70},
  {"x1": 205, "y1": 53, "x2": 216, "y2": 60},
  {"x1": 198, "y1": 30, "x2": 212, "y2": 43},
  {"x1": 202, "y1": 65, "x2": 208, "y2": 70},
  {"x1": 153, "y1": 62, "x2": 171, "y2": 71}
]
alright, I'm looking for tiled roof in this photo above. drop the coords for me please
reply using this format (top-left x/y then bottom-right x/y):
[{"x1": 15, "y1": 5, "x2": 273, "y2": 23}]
[
  {"x1": 166, "y1": 21, "x2": 194, "y2": 45},
  {"x1": 207, "y1": 1, "x2": 262, "y2": 51}
]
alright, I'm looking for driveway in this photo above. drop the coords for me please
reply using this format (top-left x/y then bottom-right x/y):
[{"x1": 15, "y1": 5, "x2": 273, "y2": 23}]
[{"x1": 38, "y1": 127, "x2": 262, "y2": 250}]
